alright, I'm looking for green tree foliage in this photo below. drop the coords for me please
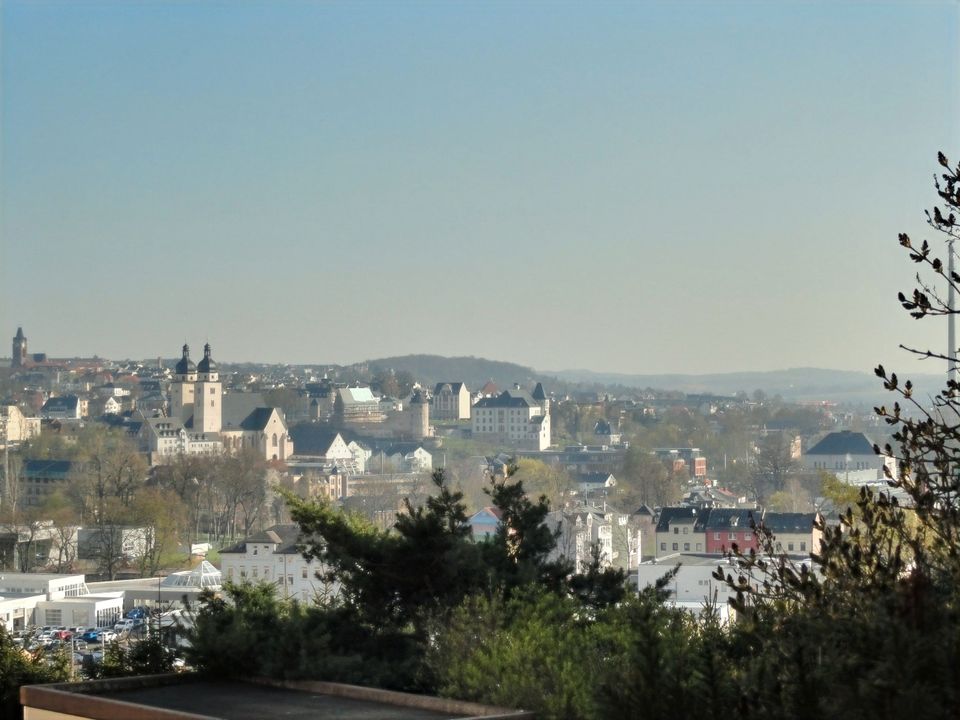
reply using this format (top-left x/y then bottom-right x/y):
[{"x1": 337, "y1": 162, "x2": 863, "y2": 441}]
[
  {"x1": 189, "y1": 467, "x2": 624, "y2": 695},
  {"x1": 431, "y1": 582, "x2": 731, "y2": 720},
  {"x1": 750, "y1": 431, "x2": 798, "y2": 503},
  {"x1": 0, "y1": 629, "x2": 68, "y2": 720},
  {"x1": 618, "y1": 447, "x2": 681, "y2": 508},
  {"x1": 505, "y1": 458, "x2": 572, "y2": 510},
  {"x1": 483, "y1": 470, "x2": 571, "y2": 593},
  {"x1": 290, "y1": 470, "x2": 486, "y2": 632},
  {"x1": 711, "y1": 153, "x2": 960, "y2": 719},
  {"x1": 99, "y1": 633, "x2": 175, "y2": 678}
]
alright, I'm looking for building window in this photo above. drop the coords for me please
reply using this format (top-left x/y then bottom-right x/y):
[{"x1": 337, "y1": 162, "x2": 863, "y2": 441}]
[
  {"x1": 800, "y1": 542, "x2": 807, "y2": 551},
  {"x1": 788, "y1": 543, "x2": 795, "y2": 552},
  {"x1": 673, "y1": 527, "x2": 679, "y2": 535},
  {"x1": 252, "y1": 568, "x2": 258, "y2": 578},
  {"x1": 227, "y1": 568, "x2": 234, "y2": 579},
  {"x1": 696, "y1": 543, "x2": 702, "y2": 551},
  {"x1": 729, "y1": 532, "x2": 736, "y2": 540},
  {"x1": 301, "y1": 567, "x2": 308, "y2": 579},
  {"x1": 660, "y1": 543, "x2": 666, "y2": 551},
  {"x1": 682, "y1": 527, "x2": 688, "y2": 535},
  {"x1": 240, "y1": 569, "x2": 246, "y2": 578},
  {"x1": 714, "y1": 532, "x2": 720, "y2": 540},
  {"x1": 683, "y1": 543, "x2": 690, "y2": 551},
  {"x1": 253, "y1": 547, "x2": 258, "y2": 555},
  {"x1": 672, "y1": 543, "x2": 678, "y2": 551},
  {"x1": 210, "y1": 388, "x2": 215, "y2": 394},
  {"x1": 288, "y1": 575, "x2": 293, "y2": 585}
]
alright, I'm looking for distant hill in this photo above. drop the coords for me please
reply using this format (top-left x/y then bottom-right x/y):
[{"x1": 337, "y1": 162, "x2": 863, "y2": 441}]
[
  {"x1": 550, "y1": 366, "x2": 948, "y2": 406},
  {"x1": 364, "y1": 355, "x2": 545, "y2": 391},
  {"x1": 360, "y1": 355, "x2": 948, "y2": 408}
]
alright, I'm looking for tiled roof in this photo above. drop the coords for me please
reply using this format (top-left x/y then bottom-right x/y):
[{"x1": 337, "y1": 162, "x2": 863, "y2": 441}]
[
  {"x1": 806, "y1": 431, "x2": 875, "y2": 456},
  {"x1": 655, "y1": 506, "x2": 699, "y2": 533},
  {"x1": 240, "y1": 407, "x2": 276, "y2": 431},
  {"x1": 700, "y1": 508, "x2": 757, "y2": 532},
  {"x1": 433, "y1": 382, "x2": 466, "y2": 394},
  {"x1": 221, "y1": 393, "x2": 267, "y2": 429},
  {"x1": 762, "y1": 512, "x2": 818, "y2": 534},
  {"x1": 288, "y1": 425, "x2": 343, "y2": 456}
]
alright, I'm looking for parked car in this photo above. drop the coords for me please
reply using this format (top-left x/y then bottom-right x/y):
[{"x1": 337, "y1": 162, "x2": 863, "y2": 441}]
[
  {"x1": 80, "y1": 630, "x2": 101, "y2": 643},
  {"x1": 99, "y1": 630, "x2": 118, "y2": 643},
  {"x1": 126, "y1": 607, "x2": 149, "y2": 619},
  {"x1": 53, "y1": 630, "x2": 72, "y2": 641},
  {"x1": 114, "y1": 619, "x2": 137, "y2": 633}
]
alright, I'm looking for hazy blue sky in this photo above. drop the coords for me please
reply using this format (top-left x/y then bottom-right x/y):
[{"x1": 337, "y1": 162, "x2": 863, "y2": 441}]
[{"x1": 2, "y1": 1, "x2": 958, "y2": 375}]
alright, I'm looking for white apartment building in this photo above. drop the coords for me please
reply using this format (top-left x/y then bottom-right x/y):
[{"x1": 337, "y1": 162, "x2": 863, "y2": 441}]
[
  {"x1": 0, "y1": 573, "x2": 124, "y2": 631},
  {"x1": 219, "y1": 525, "x2": 336, "y2": 604},
  {"x1": 471, "y1": 383, "x2": 551, "y2": 450},
  {"x1": 0, "y1": 405, "x2": 41, "y2": 448},
  {"x1": 432, "y1": 382, "x2": 471, "y2": 421}
]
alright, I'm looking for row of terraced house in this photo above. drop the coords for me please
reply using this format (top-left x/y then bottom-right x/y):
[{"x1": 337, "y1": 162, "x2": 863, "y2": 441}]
[{"x1": 654, "y1": 507, "x2": 823, "y2": 559}]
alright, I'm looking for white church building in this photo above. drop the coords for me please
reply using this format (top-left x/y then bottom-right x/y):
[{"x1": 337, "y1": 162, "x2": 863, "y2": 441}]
[{"x1": 140, "y1": 343, "x2": 294, "y2": 463}]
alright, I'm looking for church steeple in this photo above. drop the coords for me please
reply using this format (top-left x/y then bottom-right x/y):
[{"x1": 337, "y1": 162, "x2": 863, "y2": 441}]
[
  {"x1": 11, "y1": 327, "x2": 27, "y2": 369},
  {"x1": 197, "y1": 343, "x2": 218, "y2": 378},
  {"x1": 194, "y1": 342, "x2": 222, "y2": 433}
]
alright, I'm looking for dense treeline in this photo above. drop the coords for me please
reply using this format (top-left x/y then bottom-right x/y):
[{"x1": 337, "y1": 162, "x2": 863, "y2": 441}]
[{"x1": 184, "y1": 464, "x2": 959, "y2": 719}]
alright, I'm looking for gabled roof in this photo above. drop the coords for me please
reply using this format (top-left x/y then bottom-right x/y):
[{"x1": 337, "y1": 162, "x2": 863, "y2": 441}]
[
  {"x1": 655, "y1": 506, "x2": 699, "y2": 532},
  {"x1": 384, "y1": 442, "x2": 424, "y2": 457},
  {"x1": 221, "y1": 393, "x2": 267, "y2": 429},
  {"x1": 478, "y1": 381, "x2": 499, "y2": 396},
  {"x1": 433, "y1": 382, "x2": 466, "y2": 394},
  {"x1": 474, "y1": 390, "x2": 536, "y2": 409},
  {"x1": 469, "y1": 506, "x2": 503, "y2": 522},
  {"x1": 338, "y1": 387, "x2": 377, "y2": 404},
  {"x1": 762, "y1": 512, "x2": 818, "y2": 534},
  {"x1": 240, "y1": 407, "x2": 276, "y2": 431},
  {"x1": 700, "y1": 508, "x2": 756, "y2": 532},
  {"x1": 220, "y1": 524, "x2": 303, "y2": 555},
  {"x1": 806, "y1": 430, "x2": 875, "y2": 456},
  {"x1": 288, "y1": 424, "x2": 345, "y2": 456},
  {"x1": 41, "y1": 395, "x2": 80, "y2": 411},
  {"x1": 576, "y1": 472, "x2": 615, "y2": 486},
  {"x1": 23, "y1": 459, "x2": 76, "y2": 479}
]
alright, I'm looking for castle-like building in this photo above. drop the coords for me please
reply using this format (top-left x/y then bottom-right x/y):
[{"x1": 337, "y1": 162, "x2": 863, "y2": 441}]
[{"x1": 140, "y1": 343, "x2": 294, "y2": 463}]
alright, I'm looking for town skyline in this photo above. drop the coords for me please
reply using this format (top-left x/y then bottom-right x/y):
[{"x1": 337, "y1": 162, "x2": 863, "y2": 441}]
[{"x1": 3, "y1": 1, "x2": 959, "y2": 375}]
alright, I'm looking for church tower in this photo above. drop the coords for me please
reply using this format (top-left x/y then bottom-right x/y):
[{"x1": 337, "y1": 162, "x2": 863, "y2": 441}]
[
  {"x1": 170, "y1": 344, "x2": 197, "y2": 421},
  {"x1": 11, "y1": 327, "x2": 27, "y2": 369},
  {"x1": 194, "y1": 343, "x2": 222, "y2": 434}
]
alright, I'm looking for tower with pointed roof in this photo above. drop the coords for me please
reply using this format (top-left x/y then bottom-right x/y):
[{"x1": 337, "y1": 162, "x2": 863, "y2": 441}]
[
  {"x1": 194, "y1": 343, "x2": 222, "y2": 434},
  {"x1": 169, "y1": 344, "x2": 197, "y2": 421},
  {"x1": 11, "y1": 327, "x2": 27, "y2": 369},
  {"x1": 532, "y1": 382, "x2": 549, "y2": 415}
]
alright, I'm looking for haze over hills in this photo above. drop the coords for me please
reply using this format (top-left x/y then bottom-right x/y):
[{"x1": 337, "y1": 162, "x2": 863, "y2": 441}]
[{"x1": 363, "y1": 355, "x2": 947, "y2": 407}]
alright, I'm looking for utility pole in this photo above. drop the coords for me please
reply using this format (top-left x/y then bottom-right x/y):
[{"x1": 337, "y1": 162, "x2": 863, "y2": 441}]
[{"x1": 949, "y1": 238, "x2": 957, "y2": 380}]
